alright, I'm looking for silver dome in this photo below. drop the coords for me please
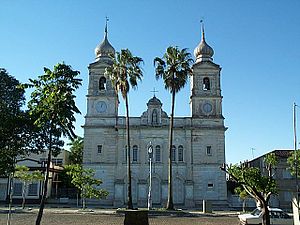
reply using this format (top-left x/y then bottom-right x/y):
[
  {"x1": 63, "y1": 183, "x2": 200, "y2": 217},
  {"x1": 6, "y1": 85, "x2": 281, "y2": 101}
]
[
  {"x1": 95, "y1": 23, "x2": 115, "y2": 59},
  {"x1": 194, "y1": 26, "x2": 214, "y2": 62}
]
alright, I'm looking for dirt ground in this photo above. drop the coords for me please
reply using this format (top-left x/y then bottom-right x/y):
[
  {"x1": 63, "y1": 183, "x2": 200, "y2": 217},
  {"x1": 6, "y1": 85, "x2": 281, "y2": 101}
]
[{"x1": 0, "y1": 212, "x2": 240, "y2": 225}]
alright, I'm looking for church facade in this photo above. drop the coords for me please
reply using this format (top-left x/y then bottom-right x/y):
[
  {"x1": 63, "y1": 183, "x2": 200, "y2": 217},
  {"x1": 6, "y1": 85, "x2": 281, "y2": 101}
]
[{"x1": 83, "y1": 25, "x2": 227, "y2": 208}]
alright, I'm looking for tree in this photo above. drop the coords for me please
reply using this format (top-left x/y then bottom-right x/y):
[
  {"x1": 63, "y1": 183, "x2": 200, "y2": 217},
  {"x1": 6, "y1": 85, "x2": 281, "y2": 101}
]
[
  {"x1": 0, "y1": 68, "x2": 26, "y2": 176},
  {"x1": 287, "y1": 151, "x2": 300, "y2": 225},
  {"x1": 65, "y1": 136, "x2": 84, "y2": 204},
  {"x1": 105, "y1": 49, "x2": 143, "y2": 209},
  {"x1": 154, "y1": 46, "x2": 193, "y2": 210},
  {"x1": 221, "y1": 161, "x2": 277, "y2": 225},
  {"x1": 0, "y1": 69, "x2": 45, "y2": 225},
  {"x1": 25, "y1": 63, "x2": 82, "y2": 225},
  {"x1": 264, "y1": 152, "x2": 278, "y2": 178},
  {"x1": 228, "y1": 179, "x2": 251, "y2": 212},
  {"x1": 65, "y1": 164, "x2": 108, "y2": 209},
  {"x1": 68, "y1": 136, "x2": 83, "y2": 165},
  {"x1": 14, "y1": 165, "x2": 43, "y2": 209},
  {"x1": 287, "y1": 149, "x2": 300, "y2": 202},
  {"x1": 287, "y1": 149, "x2": 300, "y2": 178},
  {"x1": 238, "y1": 189, "x2": 251, "y2": 212}
]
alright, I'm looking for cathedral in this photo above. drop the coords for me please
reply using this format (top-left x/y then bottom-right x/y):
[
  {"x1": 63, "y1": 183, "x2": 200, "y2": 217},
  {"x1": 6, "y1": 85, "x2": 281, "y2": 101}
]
[{"x1": 83, "y1": 23, "x2": 227, "y2": 208}]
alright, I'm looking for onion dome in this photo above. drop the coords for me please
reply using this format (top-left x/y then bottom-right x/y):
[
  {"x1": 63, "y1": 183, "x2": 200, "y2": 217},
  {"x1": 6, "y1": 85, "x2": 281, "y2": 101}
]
[
  {"x1": 95, "y1": 19, "x2": 115, "y2": 60},
  {"x1": 147, "y1": 96, "x2": 162, "y2": 106},
  {"x1": 194, "y1": 24, "x2": 214, "y2": 62}
]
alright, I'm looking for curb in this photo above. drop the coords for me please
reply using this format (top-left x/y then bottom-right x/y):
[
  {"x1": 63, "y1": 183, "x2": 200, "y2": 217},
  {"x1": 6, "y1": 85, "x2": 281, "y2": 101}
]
[{"x1": 0, "y1": 207, "x2": 239, "y2": 217}]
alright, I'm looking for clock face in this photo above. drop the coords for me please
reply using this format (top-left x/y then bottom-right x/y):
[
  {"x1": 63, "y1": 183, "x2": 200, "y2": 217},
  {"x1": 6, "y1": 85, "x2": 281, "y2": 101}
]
[
  {"x1": 95, "y1": 101, "x2": 107, "y2": 113},
  {"x1": 203, "y1": 102, "x2": 213, "y2": 113}
]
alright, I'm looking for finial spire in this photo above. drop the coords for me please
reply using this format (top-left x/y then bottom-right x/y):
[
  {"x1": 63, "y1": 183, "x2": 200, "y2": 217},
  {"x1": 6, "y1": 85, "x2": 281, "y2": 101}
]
[
  {"x1": 94, "y1": 16, "x2": 115, "y2": 60},
  {"x1": 194, "y1": 19, "x2": 214, "y2": 62},
  {"x1": 200, "y1": 19, "x2": 205, "y2": 41},
  {"x1": 105, "y1": 16, "x2": 109, "y2": 36}
]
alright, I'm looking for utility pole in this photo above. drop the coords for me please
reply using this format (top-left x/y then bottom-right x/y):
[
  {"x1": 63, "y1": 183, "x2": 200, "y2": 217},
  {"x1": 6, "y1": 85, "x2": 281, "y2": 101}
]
[
  {"x1": 294, "y1": 103, "x2": 298, "y2": 202},
  {"x1": 251, "y1": 148, "x2": 256, "y2": 159}
]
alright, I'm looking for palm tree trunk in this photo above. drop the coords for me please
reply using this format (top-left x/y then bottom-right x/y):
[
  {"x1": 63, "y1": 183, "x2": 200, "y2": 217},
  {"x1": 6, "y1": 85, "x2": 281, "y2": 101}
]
[
  {"x1": 166, "y1": 90, "x2": 175, "y2": 210},
  {"x1": 125, "y1": 95, "x2": 133, "y2": 209},
  {"x1": 35, "y1": 134, "x2": 52, "y2": 225}
]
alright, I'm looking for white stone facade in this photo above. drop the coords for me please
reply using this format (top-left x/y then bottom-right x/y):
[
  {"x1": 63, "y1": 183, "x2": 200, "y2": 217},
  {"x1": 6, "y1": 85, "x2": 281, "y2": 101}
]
[{"x1": 83, "y1": 27, "x2": 227, "y2": 208}]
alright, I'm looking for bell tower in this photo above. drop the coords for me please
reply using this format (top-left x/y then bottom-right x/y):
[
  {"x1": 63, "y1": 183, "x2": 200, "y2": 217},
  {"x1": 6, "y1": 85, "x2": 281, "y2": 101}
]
[
  {"x1": 190, "y1": 25, "x2": 223, "y2": 119},
  {"x1": 86, "y1": 19, "x2": 118, "y2": 119}
]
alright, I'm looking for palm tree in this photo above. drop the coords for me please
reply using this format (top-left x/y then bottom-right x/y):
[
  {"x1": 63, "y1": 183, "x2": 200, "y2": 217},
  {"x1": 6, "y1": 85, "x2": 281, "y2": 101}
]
[
  {"x1": 105, "y1": 49, "x2": 143, "y2": 209},
  {"x1": 154, "y1": 46, "x2": 193, "y2": 210},
  {"x1": 68, "y1": 136, "x2": 84, "y2": 165}
]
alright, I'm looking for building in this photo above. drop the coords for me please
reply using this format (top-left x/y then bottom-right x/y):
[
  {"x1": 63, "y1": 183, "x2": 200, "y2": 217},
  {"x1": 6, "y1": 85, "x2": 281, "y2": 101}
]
[
  {"x1": 38, "y1": 149, "x2": 70, "y2": 167},
  {"x1": 83, "y1": 24, "x2": 227, "y2": 208},
  {"x1": 248, "y1": 149, "x2": 295, "y2": 209},
  {"x1": 0, "y1": 149, "x2": 69, "y2": 203}
]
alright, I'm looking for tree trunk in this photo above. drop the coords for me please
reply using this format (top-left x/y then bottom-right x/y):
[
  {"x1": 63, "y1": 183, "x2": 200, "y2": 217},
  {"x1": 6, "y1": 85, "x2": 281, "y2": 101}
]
[
  {"x1": 166, "y1": 91, "x2": 175, "y2": 210},
  {"x1": 261, "y1": 200, "x2": 270, "y2": 225},
  {"x1": 125, "y1": 95, "x2": 133, "y2": 209},
  {"x1": 35, "y1": 135, "x2": 52, "y2": 225},
  {"x1": 81, "y1": 186, "x2": 86, "y2": 209},
  {"x1": 76, "y1": 192, "x2": 79, "y2": 208},
  {"x1": 82, "y1": 197, "x2": 86, "y2": 210},
  {"x1": 7, "y1": 171, "x2": 15, "y2": 225},
  {"x1": 21, "y1": 182, "x2": 26, "y2": 209},
  {"x1": 268, "y1": 165, "x2": 272, "y2": 178}
]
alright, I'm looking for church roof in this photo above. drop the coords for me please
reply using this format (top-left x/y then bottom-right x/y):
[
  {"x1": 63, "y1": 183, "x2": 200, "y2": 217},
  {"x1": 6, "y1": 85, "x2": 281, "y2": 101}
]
[{"x1": 95, "y1": 19, "x2": 115, "y2": 60}]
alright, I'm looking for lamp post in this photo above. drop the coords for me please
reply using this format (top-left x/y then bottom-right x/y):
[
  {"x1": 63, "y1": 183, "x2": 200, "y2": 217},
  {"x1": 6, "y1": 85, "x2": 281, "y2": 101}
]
[{"x1": 148, "y1": 142, "x2": 153, "y2": 210}]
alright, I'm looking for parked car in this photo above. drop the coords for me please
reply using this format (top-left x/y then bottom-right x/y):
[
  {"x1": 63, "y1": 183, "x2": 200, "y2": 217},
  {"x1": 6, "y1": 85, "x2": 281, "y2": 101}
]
[{"x1": 238, "y1": 208, "x2": 292, "y2": 225}]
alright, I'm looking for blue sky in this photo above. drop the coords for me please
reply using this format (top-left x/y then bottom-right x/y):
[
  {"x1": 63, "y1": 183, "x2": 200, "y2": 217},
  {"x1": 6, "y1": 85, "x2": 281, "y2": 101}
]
[{"x1": 1, "y1": 0, "x2": 300, "y2": 163}]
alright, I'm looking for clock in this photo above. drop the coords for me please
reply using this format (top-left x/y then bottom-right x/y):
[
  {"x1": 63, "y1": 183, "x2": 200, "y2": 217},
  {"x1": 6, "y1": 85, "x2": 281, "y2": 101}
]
[
  {"x1": 203, "y1": 102, "x2": 213, "y2": 114},
  {"x1": 95, "y1": 101, "x2": 107, "y2": 113}
]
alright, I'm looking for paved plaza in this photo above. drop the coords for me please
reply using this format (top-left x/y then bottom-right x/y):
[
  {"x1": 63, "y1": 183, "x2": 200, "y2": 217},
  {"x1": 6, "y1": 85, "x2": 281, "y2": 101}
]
[{"x1": 0, "y1": 208, "x2": 239, "y2": 225}]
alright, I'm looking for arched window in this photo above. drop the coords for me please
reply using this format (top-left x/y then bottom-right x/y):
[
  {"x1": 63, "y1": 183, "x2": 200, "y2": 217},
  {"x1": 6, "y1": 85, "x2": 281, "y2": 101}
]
[
  {"x1": 155, "y1": 145, "x2": 161, "y2": 162},
  {"x1": 152, "y1": 109, "x2": 158, "y2": 124},
  {"x1": 133, "y1": 145, "x2": 138, "y2": 162},
  {"x1": 99, "y1": 76, "x2": 106, "y2": 90},
  {"x1": 178, "y1": 145, "x2": 183, "y2": 162},
  {"x1": 171, "y1": 145, "x2": 176, "y2": 162},
  {"x1": 203, "y1": 77, "x2": 210, "y2": 90}
]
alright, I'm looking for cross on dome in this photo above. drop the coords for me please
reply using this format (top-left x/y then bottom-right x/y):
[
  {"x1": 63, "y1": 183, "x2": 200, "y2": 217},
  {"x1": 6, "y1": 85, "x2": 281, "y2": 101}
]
[{"x1": 151, "y1": 88, "x2": 158, "y2": 97}]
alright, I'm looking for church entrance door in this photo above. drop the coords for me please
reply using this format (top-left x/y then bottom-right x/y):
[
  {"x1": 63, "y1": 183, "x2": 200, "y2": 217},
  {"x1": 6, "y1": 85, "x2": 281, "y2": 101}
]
[
  {"x1": 173, "y1": 178, "x2": 184, "y2": 204},
  {"x1": 152, "y1": 177, "x2": 160, "y2": 204}
]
